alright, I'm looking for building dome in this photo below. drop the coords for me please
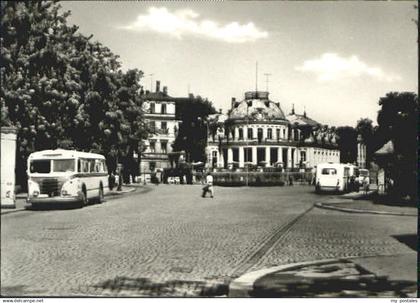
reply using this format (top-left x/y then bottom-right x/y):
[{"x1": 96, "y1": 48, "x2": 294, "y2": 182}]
[{"x1": 229, "y1": 91, "x2": 286, "y2": 121}]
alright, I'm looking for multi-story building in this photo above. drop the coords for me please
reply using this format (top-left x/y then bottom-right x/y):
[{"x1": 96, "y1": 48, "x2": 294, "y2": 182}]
[
  {"x1": 205, "y1": 90, "x2": 340, "y2": 170},
  {"x1": 140, "y1": 81, "x2": 180, "y2": 181}
]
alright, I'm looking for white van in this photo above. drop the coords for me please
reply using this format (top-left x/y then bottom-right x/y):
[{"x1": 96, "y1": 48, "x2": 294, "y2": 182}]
[
  {"x1": 315, "y1": 163, "x2": 353, "y2": 193},
  {"x1": 27, "y1": 149, "x2": 109, "y2": 207}
]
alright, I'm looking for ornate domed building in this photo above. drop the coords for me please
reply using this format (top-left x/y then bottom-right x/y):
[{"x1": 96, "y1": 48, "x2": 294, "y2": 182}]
[{"x1": 205, "y1": 90, "x2": 340, "y2": 171}]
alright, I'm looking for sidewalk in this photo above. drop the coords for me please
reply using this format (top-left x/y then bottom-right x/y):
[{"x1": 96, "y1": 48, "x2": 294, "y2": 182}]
[
  {"x1": 1, "y1": 185, "x2": 141, "y2": 215},
  {"x1": 229, "y1": 252, "x2": 417, "y2": 298},
  {"x1": 229, "y1": 191, "x2": 418, "y2": 298},
  {"x1": 316, "y1": 191, "x2": 417, "y2": 217}
]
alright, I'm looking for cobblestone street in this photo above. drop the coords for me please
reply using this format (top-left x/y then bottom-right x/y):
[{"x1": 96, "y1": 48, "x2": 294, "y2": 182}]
[{"x1": 1, "y1": 185, "x2": 416, "y2": 297}]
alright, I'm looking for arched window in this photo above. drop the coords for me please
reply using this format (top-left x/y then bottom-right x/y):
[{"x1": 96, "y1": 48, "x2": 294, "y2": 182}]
[
  {"x1": 247, "y1": 128, "x2": 253, "y2": 139},
  {"x1": 267, "y1": 128, "x2": 273, "y2": 140}
]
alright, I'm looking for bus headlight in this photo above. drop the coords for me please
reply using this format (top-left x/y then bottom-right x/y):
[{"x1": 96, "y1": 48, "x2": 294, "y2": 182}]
[
  {"x1": 61, "y1": 180, "x2": 78, "y2": 196},
  {"x1": 28, "y1": 180, "x2": 40, "y2": 197}
]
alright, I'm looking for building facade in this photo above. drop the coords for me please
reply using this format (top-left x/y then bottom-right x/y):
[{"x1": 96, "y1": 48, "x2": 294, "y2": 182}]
[
  {"x1": 140, "y1": 81, "x2": 180, "y2": 181},
  {"x1": 205, "y1": 90, "x2": 340, "y2": 171}
]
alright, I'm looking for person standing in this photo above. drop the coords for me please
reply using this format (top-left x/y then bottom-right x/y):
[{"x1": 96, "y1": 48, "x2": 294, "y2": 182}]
[{"x1": 202, "y1": 172, "x2": 214, "y2": 198}]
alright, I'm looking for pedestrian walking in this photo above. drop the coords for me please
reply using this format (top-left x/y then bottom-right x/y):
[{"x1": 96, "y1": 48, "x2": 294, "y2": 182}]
[{"x1": 202, "y1": 172, "x2": 214, "y2": 198}]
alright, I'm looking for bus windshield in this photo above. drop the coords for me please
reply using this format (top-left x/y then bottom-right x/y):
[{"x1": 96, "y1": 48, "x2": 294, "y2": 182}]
[
  {"x1": 53, "y1": 159, "x2": 75, "y2": 172},
  {"x1": 30, "y1": 160, "x2": 51, "y2": 173}
]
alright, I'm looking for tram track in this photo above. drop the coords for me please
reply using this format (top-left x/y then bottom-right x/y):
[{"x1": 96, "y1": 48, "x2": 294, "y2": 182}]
[{"x1": 230, "y1": 203, "x2": 315, "y2": 277}]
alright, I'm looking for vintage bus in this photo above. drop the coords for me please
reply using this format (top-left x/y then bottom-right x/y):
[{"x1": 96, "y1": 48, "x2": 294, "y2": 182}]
[
  {"x1": 315, "y1": 162, "x2": 359, "y2": 193},
  {"x1": 27, "y1": 149, "x2": 109, "y2": 207}
]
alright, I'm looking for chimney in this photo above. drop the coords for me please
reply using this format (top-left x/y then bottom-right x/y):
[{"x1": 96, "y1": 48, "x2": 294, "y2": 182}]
[
  {"x1": 156, "y1": 81, "x2": 160, "y2": 92},
  {"x1": 163, "y1": 86, "x2": 168, "y2": 95},
  {"x1": 231, "y1": 97, "x2": 236, "y2": 108}
]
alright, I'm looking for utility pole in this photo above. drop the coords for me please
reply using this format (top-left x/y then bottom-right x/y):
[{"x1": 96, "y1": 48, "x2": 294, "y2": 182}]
[{"x1": 264, "y1": 73, "x2": 272, "y2": 91}]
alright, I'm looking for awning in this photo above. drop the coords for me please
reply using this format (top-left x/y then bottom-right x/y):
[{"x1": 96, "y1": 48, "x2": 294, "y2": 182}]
[{"x1": 374, "y1": 140, "x2": 394, "y2": 155}]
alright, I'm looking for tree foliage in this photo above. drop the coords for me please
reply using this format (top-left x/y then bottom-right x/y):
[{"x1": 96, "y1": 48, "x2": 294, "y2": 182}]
[
  {"x1": 172, "y1": 95, "x2": 216, "y2": 162},
  {"x1": 336, "y1": 126, "x2": 358, "y2": 164},
  {"x1": 1, "y1": 0, "x2": 148, "y2": 187},
  {"x1": 375, "y1": 92, "x2": 418, "y2": 198}
]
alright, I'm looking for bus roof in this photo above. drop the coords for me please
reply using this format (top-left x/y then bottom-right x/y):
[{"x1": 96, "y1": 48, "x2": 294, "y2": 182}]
[{"x1": 28, "y1": 149, "x2": 106, "y2": 160}]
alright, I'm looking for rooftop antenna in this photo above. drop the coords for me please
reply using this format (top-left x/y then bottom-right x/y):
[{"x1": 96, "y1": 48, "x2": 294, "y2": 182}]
[
  {"x1": 255, "y1": 61, "x2": 258, "y2": 91},
  {"x1": 264, "y1": 73, "x2": 272, "y2": 91}
]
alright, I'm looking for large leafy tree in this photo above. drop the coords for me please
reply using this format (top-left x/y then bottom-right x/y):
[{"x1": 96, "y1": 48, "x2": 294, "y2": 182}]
[
  {"x1": 336, "y1": 126, "x2": 358, "y2": 164},
  {"x1": 1, "y1": 0, "x2": 148, "y2": 187},
  {"x1": 172, "y1": 95, "x2": 216, "y2": 162},
  {"x1": 375, "y1": 92, "x2": 418, "y2": 199}
]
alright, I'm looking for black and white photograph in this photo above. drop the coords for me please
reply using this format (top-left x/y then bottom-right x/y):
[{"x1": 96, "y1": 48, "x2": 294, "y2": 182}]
[{"x1": 0, "y1": 0, "x2": 418, "y2": 299}]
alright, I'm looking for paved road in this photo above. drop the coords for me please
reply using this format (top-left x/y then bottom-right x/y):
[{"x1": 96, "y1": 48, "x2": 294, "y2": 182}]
[{"x1": 1, "y1": 185, "x2": 416, "y2": 297}]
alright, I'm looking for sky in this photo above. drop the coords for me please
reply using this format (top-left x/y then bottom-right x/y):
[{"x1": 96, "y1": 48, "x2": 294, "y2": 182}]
[{"x1": 60, "y1": 1, "x2": 418, "y2": 127}]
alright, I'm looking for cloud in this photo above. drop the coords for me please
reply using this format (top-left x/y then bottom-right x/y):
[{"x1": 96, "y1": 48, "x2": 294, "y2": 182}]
[
  {"x1": 295, "y1": 53, "x2": 401, "y2": 82},
  {"x1": 122, "y1": 7, "x2": 268, "y2": 43}
]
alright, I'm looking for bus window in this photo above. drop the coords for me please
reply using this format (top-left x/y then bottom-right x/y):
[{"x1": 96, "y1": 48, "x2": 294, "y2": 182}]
[
  {"x1": 30, "y1": 160, "x2": 51, "y2": 173},
  {"x1": 94, "y1": 160, "x2": 102, "y2": 173},
  {"x1": 53, "y1": 159, "x2": 75, "y2": 172},
  {"x1": 89, "y1": 159, "x2": 96, "y2": 173},
  {"x1": 78, "y1": 159, "x2": 89, "y2": 173},
  {"x1": 321, "y1": 168, "x2": 336, "y2": 175}
]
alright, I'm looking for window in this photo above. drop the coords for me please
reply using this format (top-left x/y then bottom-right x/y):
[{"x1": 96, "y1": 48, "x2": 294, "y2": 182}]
[
  {"x1": 244, "y1": 147, "x2": 252, "y2": 163},
  {"x1": 150, "y1": 103, "x2": 155, "y2": 113},
  {"x1": 161, "y1": 104, "x2": 167, "y2": 114},
  {"x1": 53, "y1": 159, "x2": 75, "y2": 172},
  {"x1": 267, "y1": 128, "x2": 272, "y2": 140},
  {"x1": 161, "y1": 121, "x2": 167, "y2": 131},
  {"x1": 321, "y1": 168, "x2": 337, "y2": 175},
  {"x1": 283, "y1": 129, "x2": 286, "y2": 138},
  {"x1": 247, "y1": 128, "x2": 253, "y2": 139},
  {"x1": 149, "y1": 141, "x2": 156, "y2": 153},
  {"x1": 300, "y1": 151, "x2": 306, "y2": 162},
  {"x1": 30, "y1": 160, "x2": 50, "y2": 173},
  {"x1": 257, "y1": 128, "x2": 263, "y2": 143},
  {"x1": 95, "y1": 160, "x2": 104, "y2": 173},
  {"x1": 89, "y1": 159, "x2": 96, "y2": 173},
  {"x1": 161, "y1": 141, "x2": 167, "y2": 153},
  {"x1": 276, "y1": 129, "x2": 280, "y2": 141},
  {"x1": 239, "y1": 128, "x2": 244, "y2": 140},
  {"x1": 78, "y1": 159, "x2": 90, "y2": 173}
]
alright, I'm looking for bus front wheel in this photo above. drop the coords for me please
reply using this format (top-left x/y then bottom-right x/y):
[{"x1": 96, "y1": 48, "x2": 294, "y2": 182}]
[{"x1": 79, "y1": 189, "x2": 87, "y2": 208}]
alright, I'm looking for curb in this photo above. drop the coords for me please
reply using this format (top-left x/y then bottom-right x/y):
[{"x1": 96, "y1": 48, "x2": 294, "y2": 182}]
[
  {"x1": 228, "y1": 253, "x2": 415, "y2": 297},
  {"x1": 1, "y1": 186, "x2": 145, "y2": 215},
  {"x1": 315, "y1": 202, "x2": 417, "y2": 217},
  {"x1": 229, "y1": 258, "x2": 339, "y2": 297}
]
